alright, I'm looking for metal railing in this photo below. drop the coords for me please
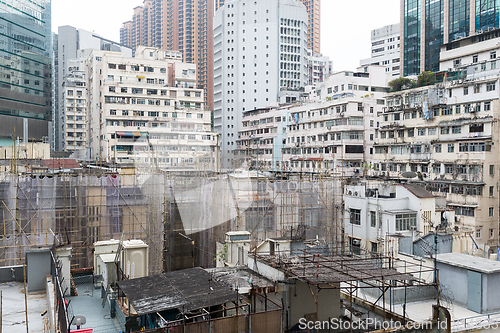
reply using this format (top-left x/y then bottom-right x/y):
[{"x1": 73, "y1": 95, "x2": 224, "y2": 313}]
[{"x1": 451, "y1": 311, "x2": 500, "y2": 331}]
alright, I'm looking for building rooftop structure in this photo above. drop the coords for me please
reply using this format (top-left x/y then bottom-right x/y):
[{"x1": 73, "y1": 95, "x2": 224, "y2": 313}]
[
  {"x1": 117, "y1": 267, "x2": 237, "y2": 316},
  {"x1": 436, "y1": 252, "x2": 500, "y2": 274},
  {"x1": 250, "y1": 249, "x2": 427, "y2": 287}
]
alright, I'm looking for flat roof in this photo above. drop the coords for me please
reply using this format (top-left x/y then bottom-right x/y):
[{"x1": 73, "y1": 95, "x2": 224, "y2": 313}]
[
  {"x1": 117, "y1": 268, "x2": 237, "y2": 315},
  {"x1": 436, "y1": 253, "x2": 500, "y2": 274},
  {"x1": 1, "y1": 282, "x2": 47, "y2": 332}
]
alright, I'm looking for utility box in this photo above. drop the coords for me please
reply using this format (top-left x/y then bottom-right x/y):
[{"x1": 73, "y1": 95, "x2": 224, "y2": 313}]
[
  {"x1": 121, "y1": 240, "x2": 148, "y2": 279},
  {"x1": 93, "y1": 239, "x2": 120, "y2": 288}
]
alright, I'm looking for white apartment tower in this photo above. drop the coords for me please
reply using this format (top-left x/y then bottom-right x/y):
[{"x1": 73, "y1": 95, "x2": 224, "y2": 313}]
[
  {"x1": 306, "y1": 50, "x2": 332, "y2": 85},
  {"x1": 213, "y1": 0, "x2": 308, "y2": 167},
  {"x1": 85, "y1": 47, "x2": 218, "y2": 169},
  {"x1": 63, "y1": 58, "x2": 87, "y2": 153},
  {"x1": 360, "y1": 23, "x2": 400, "y2": 79},
  {"x1": 54, "y1": 26, "x2": 132, "y2": 152}
]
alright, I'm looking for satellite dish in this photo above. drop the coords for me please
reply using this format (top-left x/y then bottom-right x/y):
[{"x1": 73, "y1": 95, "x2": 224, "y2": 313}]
[
  {"x1": 442, "y1": 211, "x2": 450, "y2": 220},
  {"x1": 401, "y1": 171, "x2": 417, "y2": 178}
]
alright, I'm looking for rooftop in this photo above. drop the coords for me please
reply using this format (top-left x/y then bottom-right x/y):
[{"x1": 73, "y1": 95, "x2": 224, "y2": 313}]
[
  {"x1": 67, "y1": 280, "x2": 124, "y2": 332},
  {"x1": 401, "y1": 183, "x2": 435, "y2": 198},
  {"x1": 206, "y1": 266, "x2": 275, "y2": 294},
  {"x1": 117, "y1": 267, "x2": 237, "y2": 315},
  {"x1": 0, "y1": 281, "x2": 47, "y2": 333},
  {"x1": 250, "y1": 250, "x2": 435, "y2": 288},
  {"x1": 436, "y1": 253, "x2": 500, "y2": 274}
]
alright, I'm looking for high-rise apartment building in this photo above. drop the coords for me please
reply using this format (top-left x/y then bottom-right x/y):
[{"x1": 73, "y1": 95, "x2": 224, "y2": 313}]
[
  {"x1": 213, "y1": 0, "x2": 308, "y2": 166},
  {"x1": 216, "y1": 0, "x2": 320, "y2": 53},
  {"x1": 85, "y1": 47, "x2": 218, "y2": 169},
  {"x1": 402, "y1": 0, "x2": 500, "y2": 76},
  {"x1": 120, "y1": 0, "x2": 215, "y2": 110},
  {"x1": 305, "y1": 51, "x2": 332, "y2": 85},
  {"x1": 53, "y1": 26, "x2": 131, "y2": 152},
  {"x1": 0, "y1": 0, "x2": 52, "y2": 143},
  {"x1": 360, "y1": 23, "x2": 401, "y2": 78},
  {"x1": 63, "y1": 58, "x2": 87, "y2": 154}
]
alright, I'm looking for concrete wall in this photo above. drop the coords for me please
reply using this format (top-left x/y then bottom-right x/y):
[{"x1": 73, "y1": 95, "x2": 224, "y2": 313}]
[
  {"x1": 483, "y1": 273, "x2": 500, "y2": 313},
  {"x1": 289, "y1": 281, "x2": 340, "y2": 327},
  {"x1": 0, "y1": 265, "x2": 24, "y2": 282},
  {"x1": 360, "y1": 283, "x2": 437, "y2": 304},
  {"x1": 56, "y1": 247, "x2": 71, "y2": 297},
  {"x1": 26, "y1": 249, "x2": 52, "y2": 292},
  {"x1": 436, "y1": 262, "x2": 469, "y2": 308}
]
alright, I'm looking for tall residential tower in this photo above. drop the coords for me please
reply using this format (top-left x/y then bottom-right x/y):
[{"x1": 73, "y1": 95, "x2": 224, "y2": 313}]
[
  {"x1": 213, "y1": 0, "x2": 309, "y2": 166},
  {"x1": 120, "y1": 0, "x2": 215, "y2": 110},
  {"x1": 53, "y1": 26, "x2": 131, "y2": 152},
  {"x1": 216, "y1": 0, "x2": 321, "y2": 53}
]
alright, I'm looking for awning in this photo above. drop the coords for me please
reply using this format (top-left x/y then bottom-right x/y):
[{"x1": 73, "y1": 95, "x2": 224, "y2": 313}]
[
  {"x1": 290, "y1": 157, "x2": 304, "y2": 161},
  {"x1": 132, "y1": 131, "x2": 141, "y2": 137},
  {"x1": 116, "y1": 131, "x2": 134, "y2": 137},
  {"x1": 307, "y1": 158, "x2": 323, "y2": 161}
]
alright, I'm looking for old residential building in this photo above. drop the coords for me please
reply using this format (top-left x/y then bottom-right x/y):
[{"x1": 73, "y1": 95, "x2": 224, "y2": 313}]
[
  {"x1": 343, "y1": 183, "x2": 448, "y2": 256},
  {"x1": 280, "y1": 66, "x2": 389, "y2": 174},
  {"x1": 374, "y1": 70, "x2": 500, "y2": 246},
  {"x1": 305, "y1": 51, "x2": 332, "y2": 85},
  {"x1": 63, "y1": 58, "x2": 88, "y2": 153},
  {"x1": 85, "y1": 46, "x2": 218, "y2": 169},
  {"x1": 235, "y1": 106, "x2": 289, "y2": 169}
]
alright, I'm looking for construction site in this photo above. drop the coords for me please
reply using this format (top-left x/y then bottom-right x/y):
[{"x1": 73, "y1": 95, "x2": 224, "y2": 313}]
[{"x1": 0, "y1": 159, "x2": 348, "y2": 274}]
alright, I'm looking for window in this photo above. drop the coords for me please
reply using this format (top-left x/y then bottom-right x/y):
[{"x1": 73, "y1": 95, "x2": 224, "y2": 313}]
[
  {"x1": 489, "y1": 207, "x2": 494, "y2": 217},
  {"x1": 474, "y1": 84, "x2": 481, "y2": 93},
  {"x1": 349, "y1": 209, "x2": 362, "y2": 225},
  {"x1": 435, "y1": 144, "x2": 442, "y2": 153},
  {"x1": 487, "y1": 82, "x2": 496, "y2": 91},
  {"x1": 452, "y1": 126, "x2": 461, "y2": 134},
  {"x1": 418, "y1": 128, "x2": 426, "y2": 136},
  {"x1": 473, "y1": 55, "x2": 478, "y2": 63},
  {"x1": 490, "y1": 165, "x2": 495, "y2": 176},
  {"x1": 428, "y1": 128, "x2": 436, "y2": 135},
  {"x1": 448, "y1": 143, "x2": 454, "y2": 152},
  {"x1": 370, "y1": 211, "x2": 376, "y2": 227},
  {"x1": 463, "y1": 86, "x2": 468, "y2": 95},
  {"x1": 476, "y1": 229, "x2": 481, "y2": 238},
  {"x1": 485, "y1": 101, "x2": 491, "y2": 111},
  {"x1": 396, "y1": 213, "x2": 417, "y2": 231},
  {"x1": 469, "y1": 124, "x2": 484, "y2": 132},
  {"x1": 490, "y1": 186, "x2": 494, "y2": 196}
]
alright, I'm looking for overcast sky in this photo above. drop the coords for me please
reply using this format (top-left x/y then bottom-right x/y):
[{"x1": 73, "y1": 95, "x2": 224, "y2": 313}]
[{"x1": 51, "y1": 0, "x2": 400, "y2": 71}]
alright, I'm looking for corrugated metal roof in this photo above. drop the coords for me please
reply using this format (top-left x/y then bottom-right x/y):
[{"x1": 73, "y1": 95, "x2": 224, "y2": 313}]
[{"x1": 117, "y1": 267, "x2": 237, "y2": 315}]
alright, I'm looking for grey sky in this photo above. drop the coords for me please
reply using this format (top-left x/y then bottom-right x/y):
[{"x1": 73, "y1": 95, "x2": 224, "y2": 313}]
[{"x1": 51, "y1": 0, "x2": 400, "y2": 71}]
